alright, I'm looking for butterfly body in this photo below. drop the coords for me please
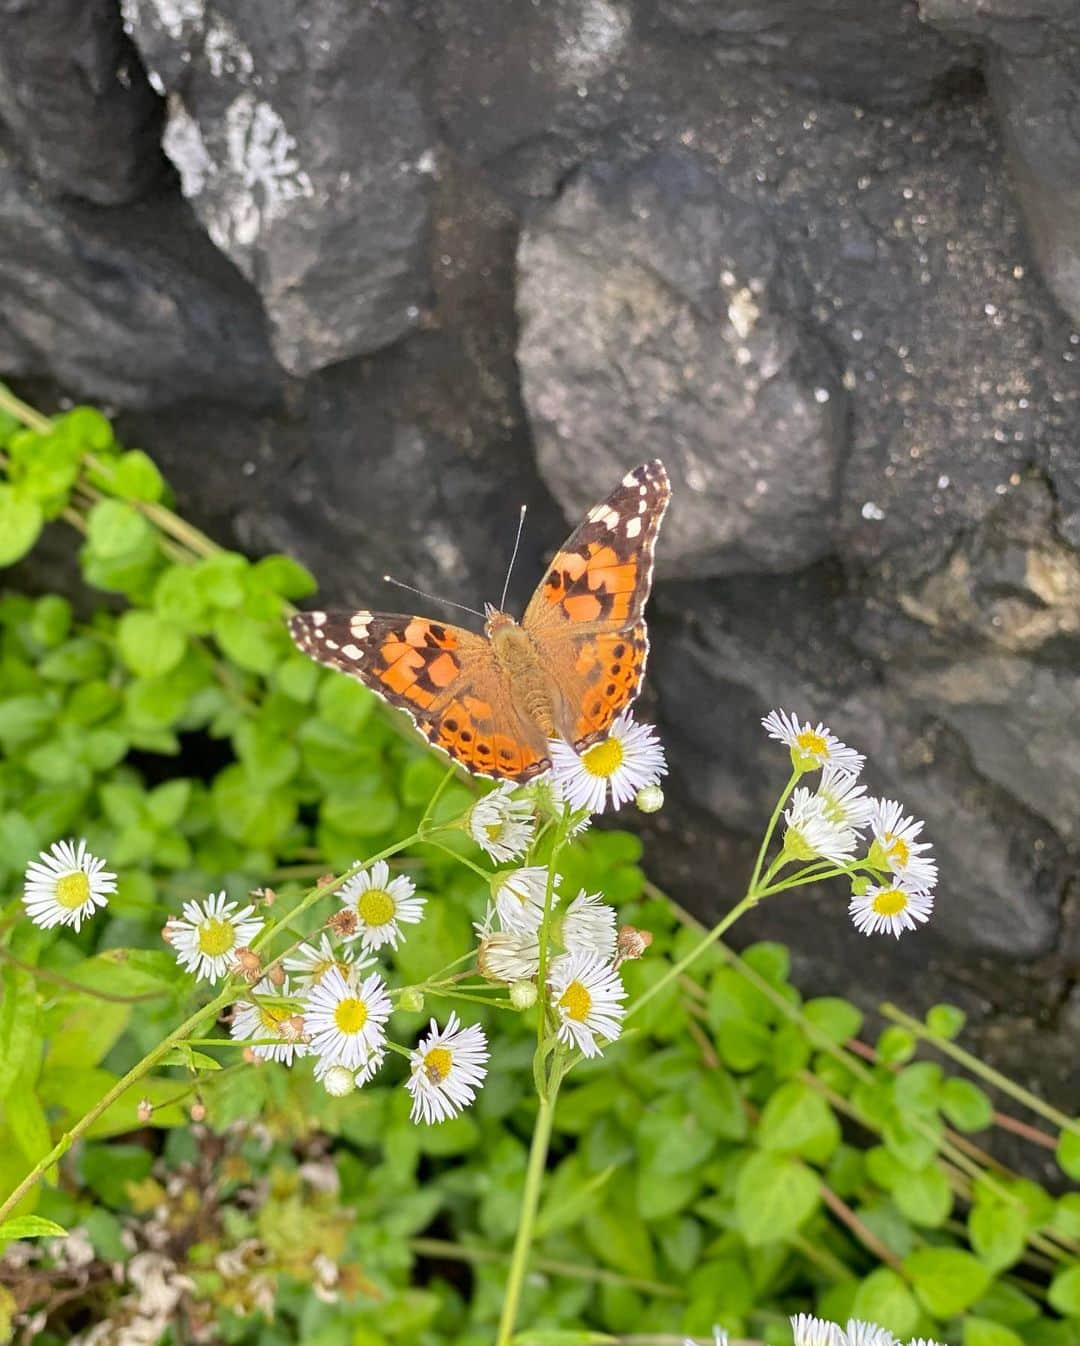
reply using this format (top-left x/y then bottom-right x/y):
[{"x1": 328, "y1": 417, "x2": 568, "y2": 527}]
[{"x1": 289, "y1": 460, "x2": 671, "y2": 782}]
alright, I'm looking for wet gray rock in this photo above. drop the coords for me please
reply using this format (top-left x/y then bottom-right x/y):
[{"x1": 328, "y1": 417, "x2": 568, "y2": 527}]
[
  {"x1": 119, "y1": 0, "x2": 433, "y2": 376},
  {"x1": 517, "y1": 151, "x2": 846, "y2": 579},
  {"x1": 644, "y1": 0, "x2": 976, "y2": 106},
  {"x1": 0, "y1": 0, "x2": 164, "y2": 205},
  {"x1": 0, "y1": 149, "x2": 280, "y2": 409}
]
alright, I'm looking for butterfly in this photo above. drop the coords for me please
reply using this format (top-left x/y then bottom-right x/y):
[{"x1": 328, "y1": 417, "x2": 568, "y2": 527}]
[{"x1": 288, "y1": 460, "x2": 671, "y2": 782}]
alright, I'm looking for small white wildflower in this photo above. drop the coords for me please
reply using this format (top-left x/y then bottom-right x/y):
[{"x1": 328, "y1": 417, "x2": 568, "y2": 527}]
[
  {"x1": 548, "y1": 949, "x2": 626, "y2": 1059},
  {"x1": 167, "y1": 892, "x2": 264, "y2": 983},
  {"x1": 868, "y1": 798, "x2": 938, "y2": 889},
  {"x1": 313, "y1": 1042, "x2": 385, "y2": 1088},
  {"x1": 849, "y1": 880, "x2": 934, "y2": 938},
  {"x1": 230, "y1": 976, "x2": 308, "y2": 1065},
  {"x1": 790, "y1": 1316, "x2": 845, "y2": 1346},
  {"x1": 304, "y1": 965, "x2": 391, "y2": 1071},
  {"x1": 468, "y1": 782, "x2": 535, "y2": 861},
  {"x1": 493, "y1": 865, "x2": 555, "y2": 935},
  {"x1": 284, "y1": 933, "x2": 371, "y2": 989},
  {"x1": 476, "y1": 922, "x2": 541, "y2": 982},
  {"x1": 548, "y1": 711, "x2": 666, "y2": 814},
  {"x1": 23, "y1": 839, "x2": 116, "y2": 932},
  {"x1": 320, "y1": 1064, "x2": 355, "y2": 1098},
  {"x1": 817, "y1": 763, "x2": 874, "y2": 831},
  {"x1": 762, "y1": 709, "x2": 865, "y2": 777},
  {"x1": 406, "y1": 1012, "x2": 489, "y2": 1125},
  {"x1": 338, "y1": 859, "x2": 426, "y2": 952},
  {"x1": 845, "y1": 1321, "x2": 898, "y2": 1346},
  {"x1": 783, "y1": 789, "x2": 859, "y2": 864},
  {"x1": 559, "y1": 889, "x2": 617, "y2": 958}
]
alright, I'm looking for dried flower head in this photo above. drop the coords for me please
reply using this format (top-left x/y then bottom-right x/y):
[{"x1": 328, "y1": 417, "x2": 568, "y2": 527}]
[{"x1": 617, "y1": 924, "x2": 653, "y2": 961}]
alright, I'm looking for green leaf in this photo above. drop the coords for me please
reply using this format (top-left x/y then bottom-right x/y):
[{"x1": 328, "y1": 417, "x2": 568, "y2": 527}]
[
  {"x1": 734, "y1": 1151, "x2": 820, "y2": 1246},
  {"x1": 583, "y1": 1201, "x2": 656, "y2": 1280},
  {"x1": 717, "y1": 1017, "x2": 772, "y2": 1072},
  {"x1": 1052, "y1": 1192, "x2": 1080, "y2": 1240},
  {"x1": 85, "y1": 499, "x2": 154, "y2": 558},
  {"x1": 117, "y1": 609, "x2": 186, "y2": 677},
  {"x1": 1056, "y1": 1125, "x2": 1080, "y2": 1180},
  {"x1": 969, "y1": 1198, "x2": 1027, "y2": 1271},
  {"x1": 882, "y1": 1109, "x2": 942, "y2": 1168},
  {"x1": 1048, "y1": 1264, "x2": 1080, "y2": 1316},
  {"x1": 97, "y1": 449, "x2": 165, "y2": 501},
  {"x1": 194, "y1": 552, "x2": 248, "y2": 608},
  {"x1": 851, "y1": 1268, "x2": 920, "y2": 1338},
  {"x1": 145, "y1": 778, "x2": 192, "y2": 827},
  {"x1": 876, "y1": 1026, "x2": 916, "y2": 1065},
  {"x1": 637, "y1": 1105, "x2": 714, "y2": 1177},
  {"x1": 892, "y1": 1163, "x2": 952, "y2": 1227},
  {"x1": 0, "y1": 1216, "x2": 67, "y2": 1241},
  {"x1": 926, "y1": 1003, "x2": 966, "y2": 1039},
  {"x1": 962, "y1": 1321, "x2": 1025, "y2": 1346},
  {"x1": 0, "y1": 967, "x2": 37, "y2": 1099},
  {"x1": 688, "y1": 1068, "x2": 749, "y2": 1141},
  {"x1": 250, "y1": 554, "x2": 317, "y2": 599},
  {"x1": 0, "y1": 485, "x2": 43, "y2": 565},
  {"x1": 8, "y1": 1087, "x2": 52, "y2": 1170},
  {"x1": 212, "y1": 611, "x2": 284, "y2": 674},
  {"x1": 756, "y1": 1080, "x2": 840, "y2": 1163},
  {"x1": 803, "y1": 996, "x2": 863, "y2": 1045},
  {"x1": 30, "y1": 595, "x2": 72, "y2": 647},
  {"x1": 893, "y1": 1061, "x2": 942, "y2": 1116},
  {"x1": 904, "y1": 1246, "x2": 992, "y2": 1317},
  {"x1": 940, "y1": 1077, "x2": 993, "y2": 1132},
  {"x1": 741, "y1": 940, "x2": 789, "y2": 984},
  {"x1": 234, "y1": 721, "x2": 300, "y2": 789},
  {"x1": 212, "y1": 763, "x2": 297, "y2": 847},
  {"x1": 512, "y1": 1334, "x2": 616, "y2": 1345},
  {"x1": 536, "y1": 1158, "x2": 615, "y2": 1238},
  {"x1": 316, "y1": 674, "x2": 376, "y2": 735}
]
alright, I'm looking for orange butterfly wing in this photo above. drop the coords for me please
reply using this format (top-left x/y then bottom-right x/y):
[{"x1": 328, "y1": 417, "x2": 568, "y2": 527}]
[
  {"x1": 287, "y1": 609, "x2": 549, "y2": 781},
  {"x1": 522, "y1": 460, "x2": 670, "y2": 750}
]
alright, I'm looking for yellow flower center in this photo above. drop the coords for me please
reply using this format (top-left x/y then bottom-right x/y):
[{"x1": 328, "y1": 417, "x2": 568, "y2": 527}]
[
  {"x1": 197, "y1": 917, "x2": 236, "y2": 956},
  {"x1": 258, "y1": 1003, "x2": 290, "y2": 1034},
  {"x1": 485, "y1": 821, "x2": 504, "y2": 841},
  {"x1": 559, "y1": 979, "x2": 593, "y2": 1023},
  {"x1": 334, "y1": 997, "x2": 368, "y2": 1035},
  {"x1": 358, "y1": 888, "x2": 395, "y2": 927},
  {"x1": 871, "y1": 888, "x2": 908, "y2": 917},
  {"x1": 55, "y1": 871, "x2": 90, "y2": 910},
  {"x1": 424, "y1": 1046, "x2": 453, "y2": 1083},
  {"x1": 796, "y1": 730, "x2": 828, "y2": 757},
  {"x1": 581, "y1": 736, "x2": 624, "y2": 778},
  {"x1": 785, "y1": 827, "x2": 818, "y2": 862},
  {"x1": 884, "y1": 832, "x2": 910, "y2": 867}
]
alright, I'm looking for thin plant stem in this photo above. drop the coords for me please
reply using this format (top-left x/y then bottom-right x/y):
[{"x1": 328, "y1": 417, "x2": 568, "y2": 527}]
[
  {"x1": 533, "y1": 809, "x2": 569, "y2": 1068},
  {"x1": 0, "y1": 985, "x2": 233, "y2": 1224},
  {"x1": 495, "y1": 1076, "x2": 561, "y2": 1346},
  {"x1": 881, "y1": 1003, "x2": 1080, "y2": 1138},
  {"x1": 748, "y1": 767, "x2": 800, "y2": 893},
  {"x1": 627, "y1": 892, "x2": 756, "y2": 1020}
]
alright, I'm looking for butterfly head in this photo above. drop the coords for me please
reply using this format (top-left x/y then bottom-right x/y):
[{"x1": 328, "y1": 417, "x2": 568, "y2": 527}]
[{"x1": 483, "y1": 603, "x2": 518, "y2": 638}]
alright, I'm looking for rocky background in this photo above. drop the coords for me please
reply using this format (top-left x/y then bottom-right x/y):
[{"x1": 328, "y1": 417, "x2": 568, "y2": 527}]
[{"x1": 2, "y1": 0, "x2": 1078, "y2": 1099}]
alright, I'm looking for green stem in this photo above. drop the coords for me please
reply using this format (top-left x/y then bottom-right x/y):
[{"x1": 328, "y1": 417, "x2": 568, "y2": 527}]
[
  {"x1": 495, "y1": 1078, "x2": 561, "y2": 1346},
  {"x1": 533, "y1": 809, "x2": 570, "y2": 1068},
  {"x1": 756, "y1": 860, "x2": 859, "y2": 897},
  {"x1": 747, "y1": 768, "x2": 800, "y2": 893},
  {"x1": 881, "y1": 1003, "x2": 1080, "y2": 1137},
  {"x1": 0, "y1": 985, "x2": 233, "y2": 1223}
]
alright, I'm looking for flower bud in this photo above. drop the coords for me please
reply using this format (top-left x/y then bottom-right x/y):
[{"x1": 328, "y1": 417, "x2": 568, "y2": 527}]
[
  {"x1": 322, "y1": 1065, "x2": 356, "y2": 1098},
  {"x1": 635, "y1": 783, "x2": 665, "y2": 813},
  {"x1": 137, "y1": 1097, "x2": 153, "y2": 1123},
  {"x1": 850, "y1": 876, "x2": 871, "y2": 897},
  {"x1": 327, "y1": 908, "x2": 358, "y2": 938},
  {"x1": 250, "y1": 886, "x2": 276, "y2": 906},
  {"x1": 617, "y1": 925, "x2": 653, "y2": 961},
  {"x1": 232, "y1": 947, "x2": 262, "y2": 982},
  {"x1": 398, "y1": 986, "x2": 425, "y2": 1013},
  {"x1": 267, "y1": 961, "x2": 286, "y2": 988},
  {"x1": 190, "y1": 1100, "x2": 207, "y2": 1123},
  {"x1": 509, "y1": 979, "x2": 538, "y2": 1010},
  {"x1": 160, "y1": 922, "x2": 175, "y2": 945},
  {"x1": 279, "y1": 1014, "x2": 306, "y2": 1043}
]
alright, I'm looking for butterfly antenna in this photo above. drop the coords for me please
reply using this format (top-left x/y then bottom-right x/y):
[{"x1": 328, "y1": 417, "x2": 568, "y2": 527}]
[
  {"x1": 499, "y1": 505, "x2": 528, "y2": 612},
  {"x1": 381, "y1": 574, "x2": 485, "y2": 621}
]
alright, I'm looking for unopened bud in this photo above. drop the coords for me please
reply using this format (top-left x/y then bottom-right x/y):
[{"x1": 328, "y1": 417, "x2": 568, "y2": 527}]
[
  {"x1": 250, "y1": 886, "x2": 276, "y2": 905},
  {"x1": 279, "y1": 1014, "x2": 306, "y2": 1043},
  {"x1": 267, "y1": 962, "x2": 286, "y2": 988},
  {"x1": 190, "y1": 1100, "x2": 207, "y2": 1123},
  {"x1": 242, "y1": 1047, "x2": 259, "y2": 1065},
  {"x1": 635, "y1": 783, "x2": 665, "y2": 814},
  {"x1": 322, "y1": 1065, "x2": 355, "y2": 1098},
  {"x1": 160, "y1": 922, "x2": 175, "y2": 945},
  {"x1": 398, "y1": 987, "x2": 425, "y2": 1013},
  {"x1": 509, "y1": 979, "x2": 538, "y2": 1010},
  {"x1": 617, "y1": 925, "x2": 653, "y2": 961},
  {"x1": 232, "y1": 947, "x2": 262, "y2": 982},
  {"x1": 327, "y1": 908, "x2": 358, "y2": 938},
  {"x1": 319, "y1": 873, "x2": 336, "y2": 889},
  {"x1": 850, "y1": 876, "x2": 871, "y2": 897},
  {"x1": 137, "y1": 1097, "x2": 153, "y2": 1123}
]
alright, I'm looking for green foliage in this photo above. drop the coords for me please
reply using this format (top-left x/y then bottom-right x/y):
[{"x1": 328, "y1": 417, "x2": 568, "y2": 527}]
[{"x1": 0, "y1": 400, "x2": 1075, "y2": 1346}]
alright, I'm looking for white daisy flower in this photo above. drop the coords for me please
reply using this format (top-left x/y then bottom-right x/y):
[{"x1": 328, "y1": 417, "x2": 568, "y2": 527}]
[
  {"x1": 868, "y1": 798, "x2": 938, "y2": 889},
  {"x1": 817, "y1": 764, "x2": 874, "y2": 832},
  {"x1": 905, "y1": 1339, "x2": 945, "y2": 1346},
  {"x1": 790, "y1": 1316, "x2": 845, "y2": 1346},
  {"x1": 304, "y1": 965, "x2": 391, "y2": 1071},
  {"x1": 558, "y1": 890, "x2": 617, "y2": 958},
  {"x1": 167, "y1": 892, "x2": 264, "y2": 983},
  {"x1": 849, "y1": 880, "x2": 934, "y2": 938},
  {"x1": 762, "y1": 709, "x2": 865, "y2": 777},
  {"x1": 534, "y1": 773, "x2": 593, "y2": 836},
  {"x1": 783, "y1": 789, "x2": 859, "y2": 864},
  {"x1": 283, "y1": 934, "x2": 371, "y2": 989},
  {"x1": 548, "y1": 949, "x2": 627, "y2": 1059},
  {"x1": 338, "y1": 860, "x2": 426, "y2": 952},
  {"x1": 23, "y1": 839, "x2": 116, "y2": 933},
  {"x1": 476, "y1": 924, "x2": 541, "y2": 982},
  {"x1": 406, "y1": 1012, "x2": 489, "y2": 1125},
  {"x1": 230, "y1": 976, "x2": 307, "y2": 1065},
  {"x1": 493, "y1": 865, "x2": 555, "y2": 935},
  {"x1": 468, "y1": 782, "x2": 535, "y2": 862},
  {"x1": 845, "y1": 1321, "x2": 896, "y2": 1346},
  {"x1": 548, "y1": 711, "x2": 666, "y2": 815}
]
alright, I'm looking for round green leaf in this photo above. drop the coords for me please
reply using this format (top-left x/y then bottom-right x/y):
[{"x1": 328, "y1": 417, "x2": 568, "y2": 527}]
[
  {"x1": 803, "y1": 996, "x2": 864, "y2": 1045},
  {"x1": 117, "y1": 610, "x2": 186, "y2": 677},
  {"x1": 85, "y1": 499, "x2": 153, "y2": 558},
  {"x1": 1056, "y1": 1125, "x2": 1080, "y2": 1180},
  {"x1": 876, "y1": 1025, "x2": 916, "y2": 1064},
  {"x1": 904, "y1": 1246, "x2": 992, "y2": 1317},
  {"x1": 941, "y1": 1077, "x2": 993, "y2": 1132},
  {"x1": 0, "y1": 485, "x2": 43, "y2": 566},
  {"x1": 926, "y1": 1003, "x2": 966, "y2": 1039},
  {"x1": 892, "y1": 1163, "x2": 952, "y2": 1227},
  {"x1": 969, "y1": 1198, "x2": 1026, "y2": 1271},
  {"x1": 851, "y1": 1267, "x2": 920, "y2": 1337},
  {"x1": 734, "y1": 1151, "x2": 820, "y2": 1246},
  {"x1": 1048, "y1": 1263, "x2": 1080, "y2": 1316},
  {"x1": 757, "y1": 1079, "x2": 840, "y2": 1163}
]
